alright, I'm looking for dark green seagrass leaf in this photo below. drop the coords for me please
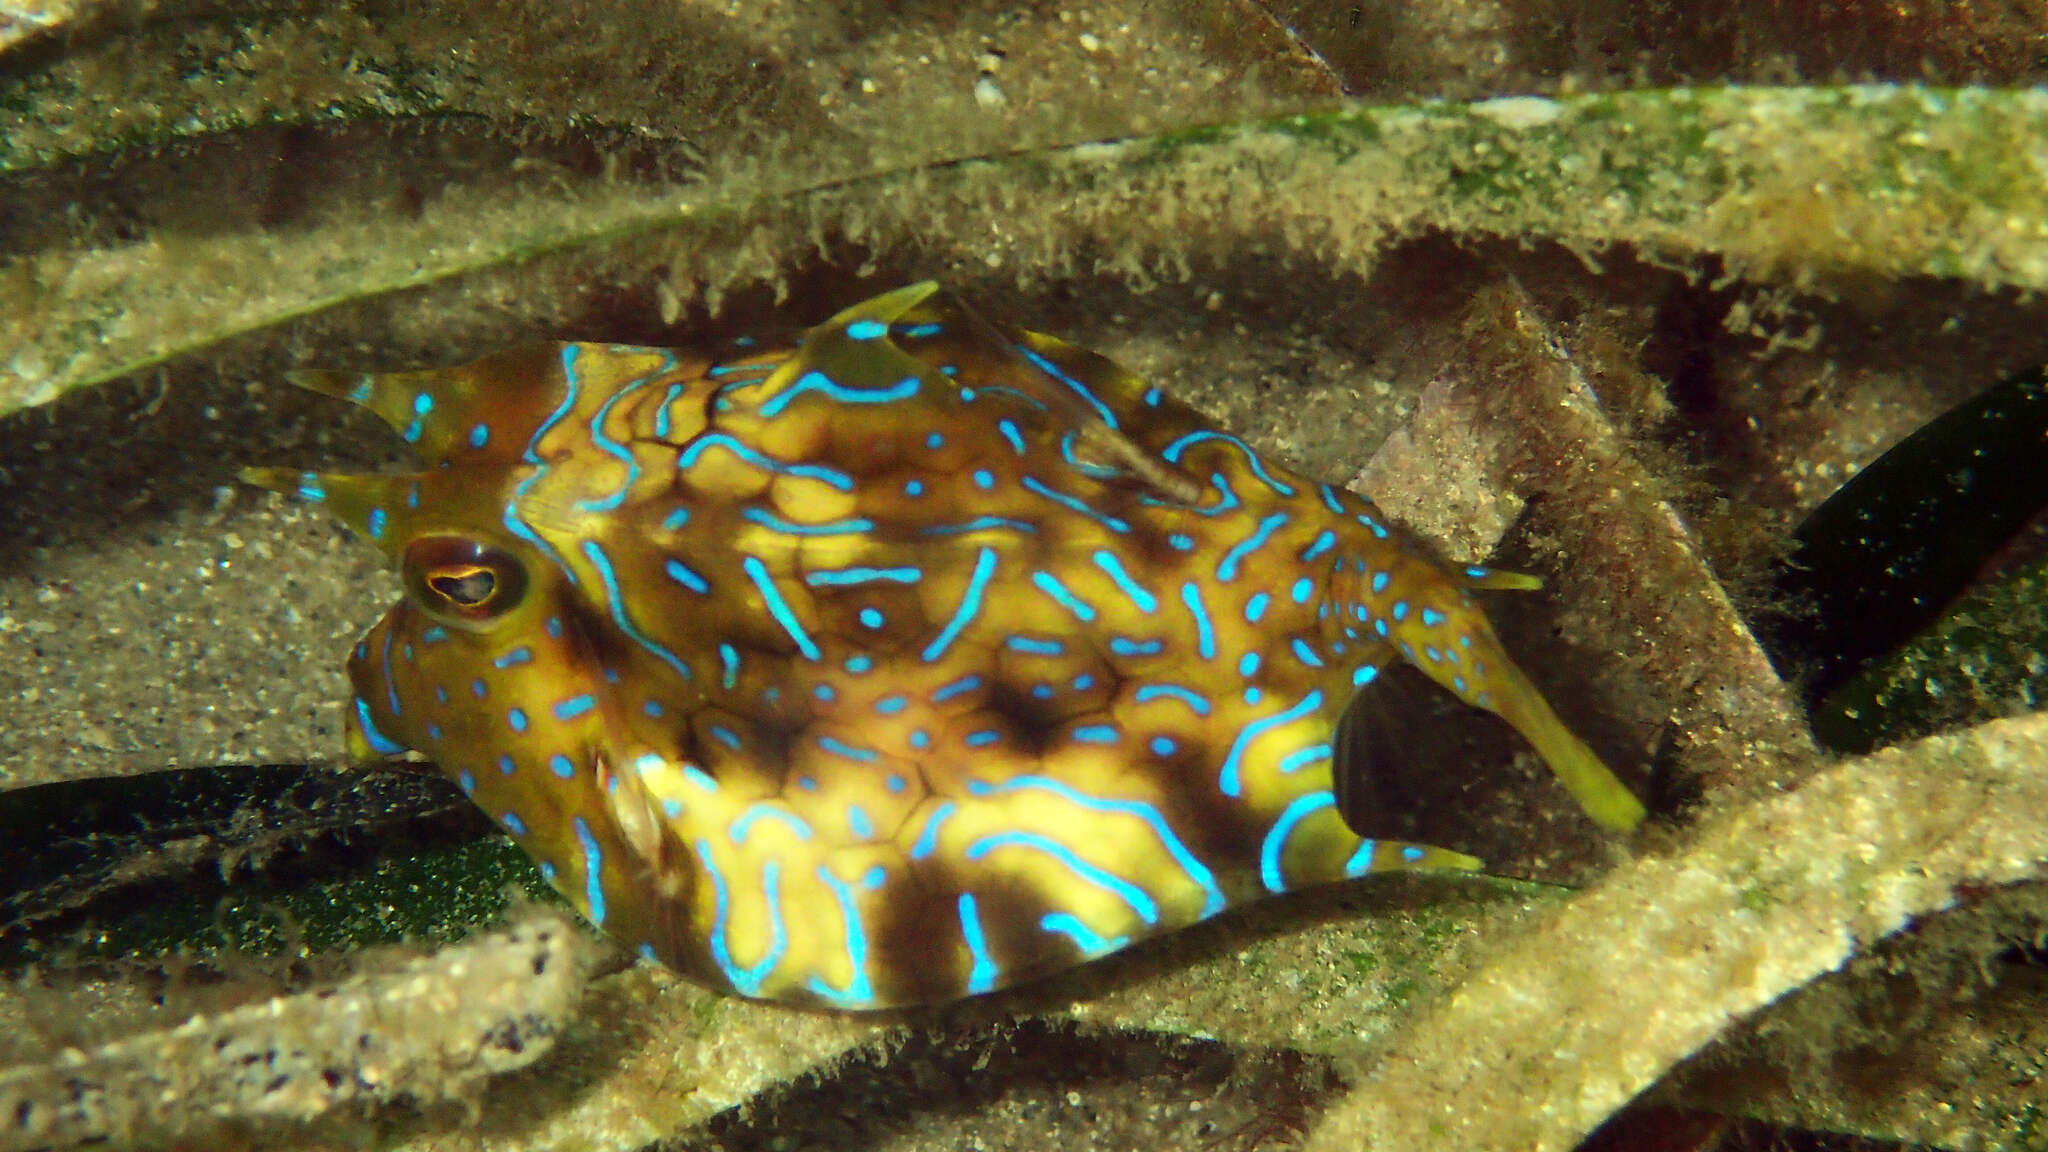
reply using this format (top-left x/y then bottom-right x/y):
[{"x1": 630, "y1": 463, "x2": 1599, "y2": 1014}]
[
  {"x1": 1768, "y1": 365, "x2": 2048, "y2": 715},
  {"x1": 0, "y1": 763, "x2": 553, "y2": 966},
  {"x1": 1813, "y1": 554, "x2": 2048, "y2": 754}
]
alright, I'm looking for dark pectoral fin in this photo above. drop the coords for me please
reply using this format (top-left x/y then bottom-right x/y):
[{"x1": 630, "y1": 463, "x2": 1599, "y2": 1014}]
[{"x1": 1332, "y1": 662, "x2": 1437, "y2": 841}]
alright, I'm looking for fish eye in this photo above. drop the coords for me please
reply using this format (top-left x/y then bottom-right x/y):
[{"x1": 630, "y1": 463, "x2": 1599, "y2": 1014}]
[{"x1": 402, "y1": 536, "x2": 528, "y2": 626}]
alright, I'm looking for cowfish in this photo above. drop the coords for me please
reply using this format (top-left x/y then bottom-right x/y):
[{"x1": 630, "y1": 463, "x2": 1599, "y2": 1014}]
[{"x1": 245, "y1": 283, "x2": 1644, "y2": 1009}]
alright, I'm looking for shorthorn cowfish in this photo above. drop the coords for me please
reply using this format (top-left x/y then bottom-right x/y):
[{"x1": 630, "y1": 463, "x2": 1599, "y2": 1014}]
[{"x1": 245, "y1": 282, "x2": 1643, "y2": 1009}]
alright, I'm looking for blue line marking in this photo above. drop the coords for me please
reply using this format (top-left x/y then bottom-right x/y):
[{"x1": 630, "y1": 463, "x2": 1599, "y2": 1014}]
[
  {"x1": 697, "y1": 842, "x2": 787, "y2": 997},
  {"x1": 709, "y1": 724, "x2": 741, "y2": 750},
  {"x1": 1070, "y1": 724, "x2": 1120, "y2": 744},
  {"x1": 674, "y1": 432, "x2": 857, "y2": 491},
  {"x1": 494, "y1": 647, "x2": 533, "y2": 669},
  {"x1": 731, "y1": 804, "x2": 816, "y2": 844},
  {"x1": 1421, "y1": 607, "x2": 1446, "y2": 626},
  {"x1": 503, "y1": 812, "x2": 528, "y2": 836},
  {"x1": 1318, "y1": 484, "x2": 1346, "y2": 515},
  {"x1": 1109, "y1": 636, "x2": 1164, "y2": 657},
  {"x1": 1023, "y1": 477, "x2": 1130, "y2": 534},
  {"x1": 1005, "y1": 635, "x2": 1064, "y2": 655},
  {"x1": 1039, "y1": 913, "x2": 1128, "y2": 958},
  {"x1": 1371, "y1": 571, "x2": 1391, "y2": 594},
  {"x1": 1015, "y1": 343, "x2": 1120, "y2": 430},
  {"x1": 352, "y1": 698, "x2": 405, "y2": 755},
  {"x1": 1290, "y1": 637, "x2": 1325, "y2": 667},
  {"x1": 965, "y1": 729, "x2": 1002, "y2": 747},
  {"x1": 683, "y1": 765, "x2": 720, "y2": 792},
  {"x1": 932, "y1": 673, "x2": 983, "y2": 702},
  {"x1": 921, "y1": 547, "x2": 998, "y2": 663},
  {"x1": 1181, "y1": 582, "x2": 1217, "y2": 660},
  {"x1": 664, "y1": 558, "x2": 710, "y2": 594},
  {"x1": 1260, "y1": 790, "x2": 1335, "y2": 893},
  {"x1": 1150, "y1": 735, "x2": 1177, "y2": 756},
  {"x1": 1353, "y1": 664, "x2": 1381, "y2": 687},
  {"x1": 553, "y1": 694, "x2": 596, "y2": 720},
  {"x1": 508, "y1": 707, "x2": 528, "y2": 732},
  {"x1": 574, "y1": 816, "x2": 607, "y2": 925},
  {"x1": 1218, "y1": 513, "x2": 1289, "y2": 581},
  {"x1": 910, "y1": 802, "x2": 957, "y2": 860},
  {"x1": 576, "y1": 360, "x2": 668, "y2": 512},
  {"x1": 968, "y1": 832, "x2": 1159, "y2": 924},
  {"x1": 847, "y1": 805, "x2": 875, "y2": 838},
  {"x1": 847, "y1": 319, "x2": 886, "y2": 340},
  {"x1": 1218, "y1": 689, "x2": 1325, "y2": 797},
  {"x1": 1133, "y1": 683, "x2": 1212, "y2": 715},
  {"x1": 1031, "y1": 570, "x2": 1098, "y2": 622},
  {"x1": 583, "y1": 540, "x2": 696, "y2": 680},
  {"x1": 1292, "y1": 576, "x2": 1316, "y2": 604},
  {"x1": 1091, "y1": 550, "x2": 1159, "y2": 612},
  {"x1": 1345, "y1": 839, "x2": 1381, "y2": 878},
  {"x1": 1301, "y1": 530, "x2": 1337, "y2": 562},
  {"x1": 718, "y1": 642, "x2": 740, "y2": 689},
  {"x1": 654, "y1": 383, "x2": 684, "y2": 438},
  {"x1": 378, "y1": 628, "x2": 401, "y2": 718},
  {"x1": 805, "y1": 865, "x2": 878, "y2": 1006},
  {"x1": 804, "y1": 566, "x2": 922, "y2": 586},
  {"x1": 1150, "y1": 469, "x2": 1244, "y2": 517},
  {"x1": 958, "y1": 894, "x2": 1001, "y2": 995},
  {"x1": 818, "y1": 735, "x2": 879, "y2": 762},
  {"x1": 760, "y1": 369, "x2": 919, "y2": 419},
  {"x1": 549, "y1": 753, "x2": 575, "y2": 778},
  {"x1": 1238, "y1": 651, "x2": 1261, "y2": 677},
  {"x1": 1059, "y1": 430, "x2": 1124, "y2": 479},
  {"x1": 920, "y1": 515, "x2": 1039, "y2": 536},
  {"x1": 976, "y1": 384, "x2": 1047, "y2": 411},
  {"x1": 500, "y1": 346, "x2": 586, "y2": 588},
  {"x1": 900, "y1": 322, "x2": 942, "y2": 338},
  {"x1": 1243, "y1": 592, "x2": 1271, "y2": 623},
  {"x1": 998, "y1": 419, "x2": 1028, "y2": 455},
  {"x1": 742, "y1": 507, "x2": 874, "y2": 536},
  {"x1": 1277, "y1": 742, "x2": 1332, "y2": 773},
  {"x1": 742, "y1": 554, "x2": 822, "y2": 661},
  {"x1": 1160, "y1": 430, "x2": 1297, "y2": 496},
  {"x1": 874, "y1": 693, "x2": 908, "y2": 715},
  {"x1": 366, "y1": 507, "x2": 386, "y2": 538}
]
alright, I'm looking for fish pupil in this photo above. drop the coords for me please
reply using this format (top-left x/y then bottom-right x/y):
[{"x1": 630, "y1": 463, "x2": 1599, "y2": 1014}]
[{"x1": 431, "y1": 568, "x2": 497, "y2": 606}]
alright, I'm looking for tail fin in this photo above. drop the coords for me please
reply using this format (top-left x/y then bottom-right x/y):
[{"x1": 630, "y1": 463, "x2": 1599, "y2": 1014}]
[{"x1": 1379, "y1": 566, "x2": 1646, "y2": 833}]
